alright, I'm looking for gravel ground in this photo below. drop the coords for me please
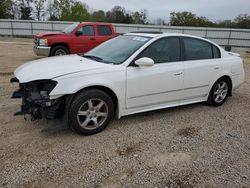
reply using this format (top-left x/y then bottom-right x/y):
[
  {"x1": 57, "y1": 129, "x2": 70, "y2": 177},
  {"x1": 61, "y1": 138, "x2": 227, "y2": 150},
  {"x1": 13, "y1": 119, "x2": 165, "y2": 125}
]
[{"x1": 0, "y1": 39, "x2": 250, "y2": 188}]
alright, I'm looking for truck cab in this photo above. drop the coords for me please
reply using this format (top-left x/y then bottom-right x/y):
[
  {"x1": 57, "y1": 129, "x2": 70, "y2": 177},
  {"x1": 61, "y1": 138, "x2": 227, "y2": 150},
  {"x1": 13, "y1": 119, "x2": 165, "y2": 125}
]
[{"x1": 33, "y1": 22, "x2": 117, "y2": 56}]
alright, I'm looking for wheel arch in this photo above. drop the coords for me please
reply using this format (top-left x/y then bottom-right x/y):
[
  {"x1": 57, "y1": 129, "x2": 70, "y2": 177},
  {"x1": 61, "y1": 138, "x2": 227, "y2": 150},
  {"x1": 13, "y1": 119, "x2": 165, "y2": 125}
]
[
  {"x1": 73, "y1": 85, "x2": 119, "y2": 117},
  {"x1": 215, "y1": 75, "x2": 233, "y2": 96}
]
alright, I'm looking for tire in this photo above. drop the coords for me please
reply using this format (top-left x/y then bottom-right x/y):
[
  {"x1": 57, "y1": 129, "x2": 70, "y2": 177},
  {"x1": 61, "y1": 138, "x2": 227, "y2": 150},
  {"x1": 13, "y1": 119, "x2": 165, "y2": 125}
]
[
  {"x1": 225, "y1": 45, "x2": 232, "y2": 52},
  {"x1": 50, "y1": 45, "x2": 69, "y2": 56},
  {"x1": 207, "y1": 78, "x2": 230, "y2": 106},
  {"x1": 69, "y1": 89, "x2": 115, "y2": 135}
]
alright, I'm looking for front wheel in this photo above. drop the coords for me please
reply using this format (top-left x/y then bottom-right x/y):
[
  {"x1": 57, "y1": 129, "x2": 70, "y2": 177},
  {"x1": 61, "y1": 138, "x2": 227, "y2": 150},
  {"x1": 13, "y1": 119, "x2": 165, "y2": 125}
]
[
  {"x1": 207, "y1": 78, "x2": 230, "y2": 106},
  {"x1": 50, "y1": 46, "x2": 69, "y2": 56},
  {"x1": 69, "y1": 89, "x2": 114, "y2": 135}
]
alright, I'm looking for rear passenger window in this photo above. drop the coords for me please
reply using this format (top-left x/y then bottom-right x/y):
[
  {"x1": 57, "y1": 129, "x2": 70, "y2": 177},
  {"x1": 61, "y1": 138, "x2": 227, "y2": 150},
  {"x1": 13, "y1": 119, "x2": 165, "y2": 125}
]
[
  {"x1": 212, "y1": 45, "x2": 221, "y2": 58},
  {"x1": 184, "y1": 38, "x2": 213, "y2": 61},
  {"x1": 138, "y1": 37, "x2": 181, "y2": 64},
  {"x1": 97, "y1": 25, "x2": 112, "y2": 36}
]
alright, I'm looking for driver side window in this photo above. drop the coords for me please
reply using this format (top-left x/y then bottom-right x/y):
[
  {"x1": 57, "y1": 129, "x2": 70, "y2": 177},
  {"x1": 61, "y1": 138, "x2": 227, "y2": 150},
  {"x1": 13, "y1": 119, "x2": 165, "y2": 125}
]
[
  {"x1": 137, "y1": 37, "x2": 181, "y2": 64},
  {"x1": 78, "y1": 25, "x2": 95, "y2": 36}
]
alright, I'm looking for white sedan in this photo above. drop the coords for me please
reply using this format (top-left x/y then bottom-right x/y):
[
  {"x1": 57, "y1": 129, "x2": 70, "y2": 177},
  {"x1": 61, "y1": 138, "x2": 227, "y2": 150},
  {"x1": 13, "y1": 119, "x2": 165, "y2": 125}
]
[{"x1": 11, "y1": 32, "x2": 245, "y2": 135}]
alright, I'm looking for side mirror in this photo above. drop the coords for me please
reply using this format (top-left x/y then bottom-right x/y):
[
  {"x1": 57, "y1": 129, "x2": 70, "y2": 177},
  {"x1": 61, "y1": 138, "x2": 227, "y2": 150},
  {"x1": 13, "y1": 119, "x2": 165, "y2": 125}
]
[
  {"x1": 75, "y1": 30, "x2": 82, "y2": 36},
  {"x1": 134, "y1": 57, "x2": 154, "y2": 67}
]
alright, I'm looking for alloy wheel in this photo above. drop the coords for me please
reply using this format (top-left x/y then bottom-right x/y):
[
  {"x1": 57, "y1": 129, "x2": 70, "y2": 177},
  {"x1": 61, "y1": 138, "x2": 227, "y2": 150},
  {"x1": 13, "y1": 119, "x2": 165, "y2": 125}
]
[
  {"x1": 77, "y1": 99, "x2": 108, "y2": 130},
  {"x1": 213, "y1": 81, "x2": 228, "y2": 103}
]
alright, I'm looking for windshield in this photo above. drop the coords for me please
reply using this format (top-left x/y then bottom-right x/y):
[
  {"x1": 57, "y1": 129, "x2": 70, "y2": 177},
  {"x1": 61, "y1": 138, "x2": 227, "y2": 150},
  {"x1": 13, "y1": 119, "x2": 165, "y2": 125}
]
[
  {"x1": 84, "y1": 35, "x2": 151, "y2": 64},
  {"x1": 62, "y1": 23, "x2": 79, "y2": 34}
]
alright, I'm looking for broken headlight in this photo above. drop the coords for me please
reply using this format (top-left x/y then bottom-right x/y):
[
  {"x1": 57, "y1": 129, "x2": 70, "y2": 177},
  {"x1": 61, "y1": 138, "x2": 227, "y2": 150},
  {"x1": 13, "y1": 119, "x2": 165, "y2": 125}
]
[{"x1": 23, "y1": 79, "x2": 57, "y2": 97}]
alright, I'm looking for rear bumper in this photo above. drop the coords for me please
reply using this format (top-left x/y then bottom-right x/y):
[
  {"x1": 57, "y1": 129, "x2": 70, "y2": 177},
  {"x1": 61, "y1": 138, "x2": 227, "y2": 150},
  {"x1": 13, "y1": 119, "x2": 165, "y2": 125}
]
[
  {"x1": 33, "y1": 45, "x2": 51, "y2": 56},
  {"x1": 231, "y1": 72, "x2": 245, "y2": 90}
]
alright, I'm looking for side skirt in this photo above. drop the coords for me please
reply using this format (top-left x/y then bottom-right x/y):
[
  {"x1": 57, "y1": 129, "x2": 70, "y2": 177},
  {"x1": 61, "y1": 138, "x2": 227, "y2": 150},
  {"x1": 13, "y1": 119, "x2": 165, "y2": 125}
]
[{"x1": 120, "y1": 96, "x2": 207, "y2": 118}]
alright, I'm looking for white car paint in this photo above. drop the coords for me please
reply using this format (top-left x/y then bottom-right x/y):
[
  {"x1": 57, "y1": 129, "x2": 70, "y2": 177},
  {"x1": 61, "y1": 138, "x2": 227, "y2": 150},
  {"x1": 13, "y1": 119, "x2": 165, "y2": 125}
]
[
  {"x1": 14, "y1": 33, "x2": 245, "y2": 118},
  {"x1": 14, "y1": 54, "x2": 110, "y2": 83}
]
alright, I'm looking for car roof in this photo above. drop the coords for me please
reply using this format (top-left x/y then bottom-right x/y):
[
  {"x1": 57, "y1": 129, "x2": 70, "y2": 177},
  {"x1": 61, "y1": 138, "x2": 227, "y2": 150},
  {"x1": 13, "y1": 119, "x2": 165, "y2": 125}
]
[
  {"x1": 125, "y1": 32, "x2": 162, "y2": 38},
  {"x1": 126, "y1": 32, "x2": 202, "y2": 38},
  {"x1": 125, "y1": 32, "x2": 221, "y2": 48},
  {"x1": 80, "y1": 22, "x2": 112, "y2": 25}
]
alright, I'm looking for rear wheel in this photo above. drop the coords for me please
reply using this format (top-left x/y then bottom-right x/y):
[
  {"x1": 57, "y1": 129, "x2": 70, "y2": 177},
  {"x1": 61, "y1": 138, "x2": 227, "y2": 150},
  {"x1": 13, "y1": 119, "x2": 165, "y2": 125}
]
[
  {"x1": 69, "y1": 89, "x2": 114, "y2": 135},
  {"x1": 50, "y1": 46, "x2": 69, "y2": 56},
  {"x1": 207, "y1": 78, "x2": 230, "y2": 106}
]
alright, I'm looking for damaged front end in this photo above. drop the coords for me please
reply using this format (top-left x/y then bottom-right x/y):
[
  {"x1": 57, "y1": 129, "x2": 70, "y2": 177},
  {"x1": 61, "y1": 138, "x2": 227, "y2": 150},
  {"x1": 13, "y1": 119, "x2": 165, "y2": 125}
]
[{"x1": 11, "y1": 78, "x2": 64, "y2": 121}]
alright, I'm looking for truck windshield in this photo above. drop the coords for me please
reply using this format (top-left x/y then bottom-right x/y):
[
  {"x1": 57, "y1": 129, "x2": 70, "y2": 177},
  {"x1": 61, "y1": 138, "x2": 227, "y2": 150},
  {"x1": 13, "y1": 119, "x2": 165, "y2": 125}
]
[
  {"x1": 83, "y1": 35, "x2": 151, "y2": 64},
  {"x1": 62, "y1": 23, "x2": 79, "y2": 34}
]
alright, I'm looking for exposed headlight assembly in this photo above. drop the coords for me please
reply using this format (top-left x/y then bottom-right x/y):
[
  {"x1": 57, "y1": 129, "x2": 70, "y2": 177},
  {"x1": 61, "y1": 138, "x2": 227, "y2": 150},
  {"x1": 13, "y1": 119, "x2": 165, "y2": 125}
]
[
  {"x1": 25, "y1": 79, "x2": 57, "y2": 96},
  {"x1": 11, "y1": 79, "x2": 57, "y2": 99},
  {"x1": 11, "y1": 79, "x2": 59, "y2": 120}
]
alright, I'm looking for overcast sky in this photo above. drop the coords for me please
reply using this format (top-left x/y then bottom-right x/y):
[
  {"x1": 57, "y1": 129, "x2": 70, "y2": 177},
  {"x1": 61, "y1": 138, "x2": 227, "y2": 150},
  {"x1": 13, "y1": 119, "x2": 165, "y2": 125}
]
[{"x1": 81, "y1": 0, "x2": 250, "y2": 22}]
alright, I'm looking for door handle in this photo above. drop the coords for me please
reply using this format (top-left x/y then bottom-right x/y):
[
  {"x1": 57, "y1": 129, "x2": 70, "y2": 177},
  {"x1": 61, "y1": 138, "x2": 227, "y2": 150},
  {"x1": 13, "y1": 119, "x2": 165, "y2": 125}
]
[
  {"x1": 214, "y1": 67, "x2": 220, "y2": 70},
  {"x1": 174, "y1": 72, "x2": 183, "y2": 76},
  {"x1": 90, "y1": 38, "x2": 96, "y2": 41}
]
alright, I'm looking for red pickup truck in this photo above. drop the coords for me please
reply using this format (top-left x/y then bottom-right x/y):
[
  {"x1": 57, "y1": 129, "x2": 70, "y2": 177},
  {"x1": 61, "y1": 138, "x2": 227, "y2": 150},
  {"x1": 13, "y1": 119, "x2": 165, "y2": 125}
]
[{"x1": 33, "y1": 22, "x2": 118, "y2": 56}]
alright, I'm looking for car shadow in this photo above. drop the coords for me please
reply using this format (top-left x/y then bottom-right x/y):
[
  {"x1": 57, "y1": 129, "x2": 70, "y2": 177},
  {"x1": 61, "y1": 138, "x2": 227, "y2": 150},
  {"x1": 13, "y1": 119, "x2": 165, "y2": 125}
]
[
  {"x1": 38, "y1": 102, "x2": 207, "y2": 136},
  {"x1": 40, "y1": 119, "x2": 71, "y2": 135}
]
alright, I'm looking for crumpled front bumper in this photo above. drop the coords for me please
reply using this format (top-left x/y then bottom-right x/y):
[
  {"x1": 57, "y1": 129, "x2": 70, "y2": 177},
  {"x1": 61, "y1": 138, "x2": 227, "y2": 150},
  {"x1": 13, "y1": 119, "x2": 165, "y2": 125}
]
[
  {"x1": 11, "y1": 78, "x2": 62, "y2": 120},
  {"x1": 33, "y1": 45, "x2": 51, "y2": 56}
]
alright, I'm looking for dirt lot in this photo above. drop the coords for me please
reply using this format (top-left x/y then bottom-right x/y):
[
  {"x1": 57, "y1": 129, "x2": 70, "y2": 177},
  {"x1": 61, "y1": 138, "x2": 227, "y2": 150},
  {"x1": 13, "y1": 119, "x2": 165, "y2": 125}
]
[{"x1": 0, "y1": 38, "x2": 250, "y2": 187}]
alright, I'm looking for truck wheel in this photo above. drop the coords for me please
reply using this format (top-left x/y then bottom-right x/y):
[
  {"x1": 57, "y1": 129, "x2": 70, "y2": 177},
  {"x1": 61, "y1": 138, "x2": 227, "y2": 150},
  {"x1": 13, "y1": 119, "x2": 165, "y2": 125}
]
[
  {"x1": 50, "y1": 46, "x2": 69, "y2": 56},
  {"x1": 69, "y1": 89, "x2": 115, "y2": 135}
]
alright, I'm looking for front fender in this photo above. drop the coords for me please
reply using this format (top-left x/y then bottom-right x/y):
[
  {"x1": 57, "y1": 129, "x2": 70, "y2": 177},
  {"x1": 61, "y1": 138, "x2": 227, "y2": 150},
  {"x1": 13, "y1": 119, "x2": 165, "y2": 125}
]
[{"x1": 50, "y1": 71, "x2": 126, "y2": 117}]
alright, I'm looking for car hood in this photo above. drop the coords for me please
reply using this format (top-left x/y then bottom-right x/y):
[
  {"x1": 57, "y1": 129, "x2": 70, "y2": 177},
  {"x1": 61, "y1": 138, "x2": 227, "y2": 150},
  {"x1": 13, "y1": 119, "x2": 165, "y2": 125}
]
[
  {"x1": 14, "y1": 55, "x2": 110, "y2": 83},
  {"x1": 35, "y1": 31, "x2": 65, "y2": 38}
]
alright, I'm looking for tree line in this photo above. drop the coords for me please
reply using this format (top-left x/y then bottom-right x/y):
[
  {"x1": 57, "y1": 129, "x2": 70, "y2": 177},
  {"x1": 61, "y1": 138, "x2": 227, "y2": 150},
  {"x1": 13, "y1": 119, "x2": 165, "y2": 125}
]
[
  {"x1": 0, "y1": 0, "x2": 148, "y2": 24},
  {"x1": 170, "y1": 12, "x2": 250, "y2": 29},
  {"x1": 1, "y1": 0, "x2": 250, "y2": 29}
]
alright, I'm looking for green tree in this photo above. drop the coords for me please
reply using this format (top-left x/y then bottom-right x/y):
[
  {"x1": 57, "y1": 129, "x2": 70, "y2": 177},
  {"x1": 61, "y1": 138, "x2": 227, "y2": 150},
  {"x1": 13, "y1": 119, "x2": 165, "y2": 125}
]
[
  {"x1": 195, "y1": 16, "x2": 214, "y2": 27},
  {"x1": 59, "y1": 0, "x2": 74, "y2": 20},
  {"x1": 234, "y1": 14, "x2": 250, "y2": 29},
  {"x1": 170, "y1": 11, "x2": 213, "y2": 27},
  {"x1": 20, "y1": 7, "x2": 32, "y2": 20},
  {"x1": 18, "y1": 0, "x2": 33, "y2": 20},
  {"x1": 106, "y1": 6, "x2": 132, "y2": 23},
  {"x1": 60, "y1": 0, "x2": 90, "y2": 21},
  {"x1": 123, "y1": 13, "x2": 133, "y2": 24},
  {"x1": 0, "y1": 0, "x2": 13, "y2": 19},
  {"x1": 170, "y1": 12, "x2": 196, "y2": 26},
  {"x1": 91, "y1": 10, "x2": 106, "y2": 22}
]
